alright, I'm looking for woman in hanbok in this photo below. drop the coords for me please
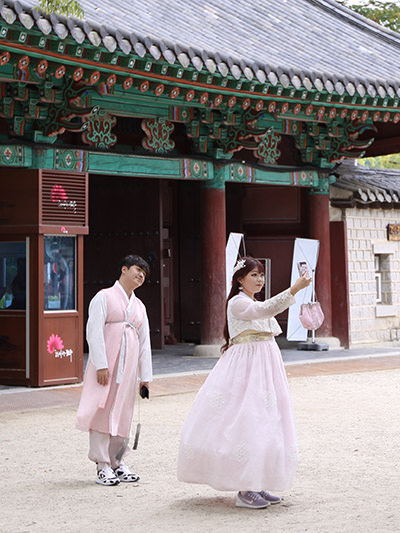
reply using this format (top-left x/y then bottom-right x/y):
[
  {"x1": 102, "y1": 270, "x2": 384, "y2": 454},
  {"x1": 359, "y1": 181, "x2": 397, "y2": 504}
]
[{"x1": 177, "y1": 257, "x2": 311, "y2": 508}]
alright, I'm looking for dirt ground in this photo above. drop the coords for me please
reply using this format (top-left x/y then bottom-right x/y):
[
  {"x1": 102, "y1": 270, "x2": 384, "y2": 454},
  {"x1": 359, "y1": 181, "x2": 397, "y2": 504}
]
[{"x1": 1, "y1": 369, "x2": 400, "y2": 533}]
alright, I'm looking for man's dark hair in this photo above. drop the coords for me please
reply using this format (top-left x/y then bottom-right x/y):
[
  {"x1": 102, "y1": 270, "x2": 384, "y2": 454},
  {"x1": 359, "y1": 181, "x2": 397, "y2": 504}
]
[{"x1": 119, "y1": 254, "x2": 150, "y2": 277}]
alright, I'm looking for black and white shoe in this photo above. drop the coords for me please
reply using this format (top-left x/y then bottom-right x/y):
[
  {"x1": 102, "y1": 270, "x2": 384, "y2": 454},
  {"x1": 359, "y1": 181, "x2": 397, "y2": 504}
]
[
  {"x1": 96, "y1": 466, "x2": 120, "y2": 486},
  {"x1": 114, "y1": 463, "x2": 140, "y2": 483}
]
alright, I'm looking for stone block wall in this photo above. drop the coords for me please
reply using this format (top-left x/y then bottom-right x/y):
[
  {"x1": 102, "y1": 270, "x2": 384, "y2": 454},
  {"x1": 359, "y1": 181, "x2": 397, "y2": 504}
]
[{"x1": 333, "y1": 207, "x2": 400, "y2": 346}]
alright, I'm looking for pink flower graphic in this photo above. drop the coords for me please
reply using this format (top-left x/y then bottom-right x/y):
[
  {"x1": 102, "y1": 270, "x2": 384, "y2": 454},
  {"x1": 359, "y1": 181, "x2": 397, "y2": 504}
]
[
  {"x1": 47, "y1": 334, "x2": 64, "y2": 354},
  {"x1": 51, "y1": 184, "x2": 68, "y2": 203}
]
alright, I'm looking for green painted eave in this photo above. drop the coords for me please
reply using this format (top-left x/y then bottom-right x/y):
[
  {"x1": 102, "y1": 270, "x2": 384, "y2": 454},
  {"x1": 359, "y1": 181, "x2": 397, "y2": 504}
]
[{"x1": 0, "y1": 143, "x2": 329, "y2": 191}]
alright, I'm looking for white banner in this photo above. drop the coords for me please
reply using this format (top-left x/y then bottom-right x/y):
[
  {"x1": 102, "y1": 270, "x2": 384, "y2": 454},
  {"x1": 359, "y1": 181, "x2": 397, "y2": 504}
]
[
  {"x1": 286, "y1": 238, "x2": 320, "y2": 341},
  {"x1": 225, "y1": 233, "x2": 244, "y2": 296}
]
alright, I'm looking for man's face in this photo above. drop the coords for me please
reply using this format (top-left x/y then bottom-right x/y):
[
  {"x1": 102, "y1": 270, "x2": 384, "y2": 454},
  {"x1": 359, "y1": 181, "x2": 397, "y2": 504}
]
[{"x1": 122, "y1": 264, "x2": 146, "y2": 291}]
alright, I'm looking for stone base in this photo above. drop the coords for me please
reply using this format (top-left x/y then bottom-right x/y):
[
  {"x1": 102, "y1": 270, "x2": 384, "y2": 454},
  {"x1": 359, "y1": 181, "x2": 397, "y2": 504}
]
[
  {"x1": 297, "y1": 341, "x2": 329, "y2": 351},
  {"x1": 192, "y1": 344, "x2": 223, "y2": 358},
  {"x1": 297, "y1": 337, "x2": 344, "y2": 352},
  {"x1": 279, "y1": 336, "x2": 341, "y2": 350},
  {"x1": 296, "y1": 336, "x2": 341, "y2": 351}
]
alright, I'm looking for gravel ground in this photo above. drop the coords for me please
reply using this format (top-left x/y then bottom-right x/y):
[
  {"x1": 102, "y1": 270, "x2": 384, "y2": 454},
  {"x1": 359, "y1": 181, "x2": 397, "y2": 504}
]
[{"x1": 1, "y1": 369, "x2": 400, "y2": 533}]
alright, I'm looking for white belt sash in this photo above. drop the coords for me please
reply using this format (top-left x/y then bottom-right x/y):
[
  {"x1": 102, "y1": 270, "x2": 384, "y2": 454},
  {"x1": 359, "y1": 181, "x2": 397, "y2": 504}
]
[{"x1": 107, "y1": 320, "x2": 138, "y2": 384}]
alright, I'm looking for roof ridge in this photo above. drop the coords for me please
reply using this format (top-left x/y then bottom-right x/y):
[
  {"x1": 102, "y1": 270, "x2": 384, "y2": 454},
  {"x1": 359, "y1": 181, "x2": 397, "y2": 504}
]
[{"x1": 307, "y1": 0, "x2": 400, "y2": 49}]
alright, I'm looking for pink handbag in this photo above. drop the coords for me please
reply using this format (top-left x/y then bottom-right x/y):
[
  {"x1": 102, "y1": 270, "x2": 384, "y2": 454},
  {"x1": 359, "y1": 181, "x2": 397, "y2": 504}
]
[{"x1": 299, "y1": 302, "x2": 324, "y2": 330}]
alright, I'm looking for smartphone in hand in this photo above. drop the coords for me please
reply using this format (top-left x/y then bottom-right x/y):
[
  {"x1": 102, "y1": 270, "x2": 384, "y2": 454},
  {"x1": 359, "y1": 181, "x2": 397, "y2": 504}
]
[{"x1": 297, "y1": 261, "x2": 309, "y2": 277}]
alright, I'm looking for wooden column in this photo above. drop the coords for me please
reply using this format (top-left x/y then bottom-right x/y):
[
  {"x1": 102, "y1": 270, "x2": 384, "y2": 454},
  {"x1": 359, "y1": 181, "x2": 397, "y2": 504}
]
[
  {"x1": 201, "y1": 184, "x2": 226, "y2": 345},
  {"x1": 309, "y1": 192, "x2": 332, "y2": 336},
  {"x1": 330, "y1": 221, "x2": 350, "y2": 347}
]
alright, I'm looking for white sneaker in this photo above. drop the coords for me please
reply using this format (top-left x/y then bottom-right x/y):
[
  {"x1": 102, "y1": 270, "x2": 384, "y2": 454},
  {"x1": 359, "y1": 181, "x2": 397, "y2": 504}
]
[
  {"x1": 113, "y1": 463, "x2": 140, "y2": 483},
  {"x1": 96, "y1": 466, "x2": 120, "y2": 486},
  {"x1": 235, "y1": 491, "x2": 271, "y2": 509}
]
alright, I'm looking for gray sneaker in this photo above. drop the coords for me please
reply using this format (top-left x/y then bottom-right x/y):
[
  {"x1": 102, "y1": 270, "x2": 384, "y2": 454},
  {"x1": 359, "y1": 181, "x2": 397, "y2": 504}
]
[
  {"x1": 235, "y1": 491, "x2": 271, "y2": 509},
  {"x1": 259, "y1": 490, "x2": 281, "y2": 504}
]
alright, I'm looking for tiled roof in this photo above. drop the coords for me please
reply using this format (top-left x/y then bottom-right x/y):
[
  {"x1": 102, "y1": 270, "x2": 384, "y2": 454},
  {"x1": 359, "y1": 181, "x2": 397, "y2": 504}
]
[
  {"x1": 2, "y1": 0, "x2": 400, "y2": 98},
  {"x1": 332, "y1": 160, "x2": 400, "y2": 206}
]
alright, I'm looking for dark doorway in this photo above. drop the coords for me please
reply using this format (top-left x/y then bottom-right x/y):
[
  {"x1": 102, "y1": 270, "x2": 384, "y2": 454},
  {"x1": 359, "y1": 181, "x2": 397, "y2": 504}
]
[
  {"x1": 84, "y1": 175, "x2": 205, "y2": 348},
  {"x1": 84, "y1": 175, "x2": 164, "y2": 348}
]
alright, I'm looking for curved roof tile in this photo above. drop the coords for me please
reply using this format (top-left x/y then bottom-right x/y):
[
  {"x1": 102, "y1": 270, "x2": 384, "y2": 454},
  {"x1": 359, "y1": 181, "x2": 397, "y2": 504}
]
[
  {"x1": 3, "y1": 0, "x2": 400, "y2": 97},
  {"x1": 333, "y1": 160, "x2": 400, "y2": 207}
]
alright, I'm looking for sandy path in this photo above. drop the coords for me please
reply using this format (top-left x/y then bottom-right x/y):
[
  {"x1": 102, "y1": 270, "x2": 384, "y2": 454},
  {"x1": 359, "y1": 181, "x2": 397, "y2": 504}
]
[{"x1": 1, "y1": 369, "x2": 400, "y2": 533}]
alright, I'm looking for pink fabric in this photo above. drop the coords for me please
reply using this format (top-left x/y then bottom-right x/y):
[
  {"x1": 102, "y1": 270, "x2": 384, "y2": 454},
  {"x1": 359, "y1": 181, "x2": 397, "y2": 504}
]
[
  {"x1": 299, "y1": 302, "x2": 324, "y2": 330},
  {"x1": 76, "y1": 285, "x2": 145, "y2": 438},
  {"x1": 88, "y1": 430, "x2": 129, "y2": 469},
  {"x1": 177, "y1": 339, "x2": 298, "y2": 492}
]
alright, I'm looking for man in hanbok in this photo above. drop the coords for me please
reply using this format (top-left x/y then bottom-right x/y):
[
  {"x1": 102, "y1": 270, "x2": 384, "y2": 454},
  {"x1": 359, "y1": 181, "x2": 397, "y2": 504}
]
[{"x1": 77, "y1": 254, "x2": 152, "y2": 486}]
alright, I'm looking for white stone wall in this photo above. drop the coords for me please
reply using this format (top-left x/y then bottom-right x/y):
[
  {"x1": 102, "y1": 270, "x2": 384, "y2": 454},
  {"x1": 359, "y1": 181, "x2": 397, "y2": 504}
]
[{"x1": 331, "y1": 205, "x2": 400, "y2": 346}]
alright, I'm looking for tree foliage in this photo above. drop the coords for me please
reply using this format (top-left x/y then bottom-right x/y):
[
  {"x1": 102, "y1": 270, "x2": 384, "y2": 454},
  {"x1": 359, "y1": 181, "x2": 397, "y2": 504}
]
[
  {"x1": 337, "y1": 1, "x2": 400, "y2": 32},
  {"x1": 339, "y1": 2, "x2": 400, "y2": 169},
  {"x1": 359, "y1": 153, "x2": 400, "y2": 168},
  {"x1": 37, "y1": 0, "x2": 84, "y2": 19}
]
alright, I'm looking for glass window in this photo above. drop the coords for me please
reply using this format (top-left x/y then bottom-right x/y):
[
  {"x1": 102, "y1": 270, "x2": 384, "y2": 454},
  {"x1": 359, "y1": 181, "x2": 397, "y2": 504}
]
[
  {"x1": 375, "y1": 272, "x2": 382, "y2": 303},
  {"x1": 374, "y1": 254, "x2": 382, "y2": 304},
  {"x1": 44, "y1": 236, "x2": 76, "y2": 311},
  {"x1": 374, "y1": 253, "x2": 392, "y2": 305},
  {"x1": 0, "y1": 242, "x2": 26, "y2": 310}
]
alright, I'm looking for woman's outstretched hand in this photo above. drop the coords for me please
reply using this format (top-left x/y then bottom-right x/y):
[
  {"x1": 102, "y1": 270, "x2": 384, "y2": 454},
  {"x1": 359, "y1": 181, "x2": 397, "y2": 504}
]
[{"x1": 290, "y1": 273, "x2": 312, "y2": 296}]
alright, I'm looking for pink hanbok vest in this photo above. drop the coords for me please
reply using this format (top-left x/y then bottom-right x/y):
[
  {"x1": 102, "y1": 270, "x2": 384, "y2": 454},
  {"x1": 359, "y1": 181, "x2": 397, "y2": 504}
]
[{"x1": 76, "y1": 284, "x2": 146, "y2": 438}]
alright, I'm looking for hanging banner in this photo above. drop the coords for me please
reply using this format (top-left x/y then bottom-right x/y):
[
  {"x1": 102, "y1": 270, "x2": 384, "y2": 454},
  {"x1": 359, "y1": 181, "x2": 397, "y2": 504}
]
[
  {"x1": 226, "y1": 232, "x2": 245, "y2": 296},
  {"x1": 286, "y1": 238, "x2": 319, "y2": 341}
]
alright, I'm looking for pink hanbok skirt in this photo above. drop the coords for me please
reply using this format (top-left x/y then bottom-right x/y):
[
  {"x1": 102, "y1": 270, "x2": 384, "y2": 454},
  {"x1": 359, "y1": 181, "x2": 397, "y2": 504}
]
[{"x1": 177, "y1": 339, "x2": 298, "y2": 492}]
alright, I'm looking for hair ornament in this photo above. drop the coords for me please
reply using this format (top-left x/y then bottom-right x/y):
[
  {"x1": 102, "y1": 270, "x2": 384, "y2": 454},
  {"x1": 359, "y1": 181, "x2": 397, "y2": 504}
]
[{"x1": 233, "y1": 258, "x2": 246, "y2": 274}]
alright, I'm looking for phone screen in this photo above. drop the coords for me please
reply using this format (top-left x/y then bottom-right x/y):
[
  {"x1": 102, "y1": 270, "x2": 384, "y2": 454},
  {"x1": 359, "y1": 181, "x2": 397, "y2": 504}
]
[{"x1": 297, "y1": 261, "x2": 308, "y2": 276}]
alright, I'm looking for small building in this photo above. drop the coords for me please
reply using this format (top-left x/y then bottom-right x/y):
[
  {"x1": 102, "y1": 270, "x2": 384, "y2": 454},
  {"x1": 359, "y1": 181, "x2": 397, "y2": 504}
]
[{"x1": 331, "y1": 161, "x2": 400, "y2": 346}]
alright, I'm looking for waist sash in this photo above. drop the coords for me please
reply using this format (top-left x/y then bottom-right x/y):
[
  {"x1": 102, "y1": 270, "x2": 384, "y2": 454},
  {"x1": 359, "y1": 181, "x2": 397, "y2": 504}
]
[
  {"x1": 229, "y1": 329, "x2": 274, "y2": 345},
  {"x1": 106, "y1": 320, "x2": 138, "y2": 384}
]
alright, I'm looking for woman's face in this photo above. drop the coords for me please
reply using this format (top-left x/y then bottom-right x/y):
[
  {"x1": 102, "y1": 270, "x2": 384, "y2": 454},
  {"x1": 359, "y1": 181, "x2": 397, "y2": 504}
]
[{"x1": 238, "y1": 268, "x2": 265, "y2": 297}]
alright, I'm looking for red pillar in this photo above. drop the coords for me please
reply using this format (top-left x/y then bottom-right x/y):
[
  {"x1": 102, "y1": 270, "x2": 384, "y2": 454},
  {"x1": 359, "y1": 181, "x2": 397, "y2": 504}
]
[
  {"x1": 201, "y1": 185, "x2": 226, "y2": 344},
  {"x1": 330, "y1": 221, "x2": 350, "y2": 347},
  {"x1": 309, "y1": 193, "x2": 332, "y2": 337}
]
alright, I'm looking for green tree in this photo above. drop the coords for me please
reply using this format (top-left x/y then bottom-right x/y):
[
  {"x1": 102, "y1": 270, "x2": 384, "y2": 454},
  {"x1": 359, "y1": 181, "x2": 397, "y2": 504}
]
[
  {"x1": 36, "y1": 0, "x2": 84, "y2": 19},
  {"x1": 339, "y1": 1, "x2": 400, "y2": 169},
  {"x1": 359, "y1": 153, "x2": 400, "y2": 168},
  {"x1": 337, "y1": 1, "x2": 400, "y2": 32}
]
